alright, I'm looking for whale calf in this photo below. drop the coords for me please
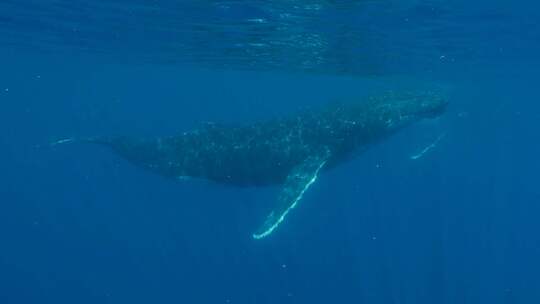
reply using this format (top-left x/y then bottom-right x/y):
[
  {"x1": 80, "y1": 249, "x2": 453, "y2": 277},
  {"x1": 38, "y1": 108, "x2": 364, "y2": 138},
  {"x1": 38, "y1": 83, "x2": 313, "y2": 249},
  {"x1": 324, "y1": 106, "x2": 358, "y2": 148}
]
[{"x1": 58, "y1": 91, "x2": 447, "y2": 239}]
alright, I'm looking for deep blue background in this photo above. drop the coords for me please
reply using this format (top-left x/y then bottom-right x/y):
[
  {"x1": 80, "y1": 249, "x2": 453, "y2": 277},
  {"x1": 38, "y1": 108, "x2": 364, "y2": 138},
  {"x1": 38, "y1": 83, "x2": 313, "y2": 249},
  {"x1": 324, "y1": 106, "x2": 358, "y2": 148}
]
[{"x1": 1, "y1": 1, "x2": 540, "y2": 303}]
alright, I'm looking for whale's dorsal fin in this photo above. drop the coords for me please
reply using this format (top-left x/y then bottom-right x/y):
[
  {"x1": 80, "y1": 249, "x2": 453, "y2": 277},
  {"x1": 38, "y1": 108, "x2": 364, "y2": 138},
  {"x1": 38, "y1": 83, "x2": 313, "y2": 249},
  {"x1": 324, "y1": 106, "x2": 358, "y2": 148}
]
[{"x1": 253, "y1": 148, "x2": 331, "y2": 239}]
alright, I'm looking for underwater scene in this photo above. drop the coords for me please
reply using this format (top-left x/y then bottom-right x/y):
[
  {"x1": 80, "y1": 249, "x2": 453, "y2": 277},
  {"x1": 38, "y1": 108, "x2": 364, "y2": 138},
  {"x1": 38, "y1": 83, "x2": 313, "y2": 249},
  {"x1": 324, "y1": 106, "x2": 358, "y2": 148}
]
[{"x1": 1, "y1": 0, "x2": 539, "y2": 303}]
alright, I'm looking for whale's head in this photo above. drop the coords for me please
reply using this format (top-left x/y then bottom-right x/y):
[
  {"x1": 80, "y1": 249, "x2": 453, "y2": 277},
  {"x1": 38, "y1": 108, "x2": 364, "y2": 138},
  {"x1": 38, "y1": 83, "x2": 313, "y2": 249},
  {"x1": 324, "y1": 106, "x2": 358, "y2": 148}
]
[
  {"x1": 405, "y1": 91, "x2": 448, "y2": 119},
  {"x1": 368, "y1": 91, "x2": 448, "y2": 131}
]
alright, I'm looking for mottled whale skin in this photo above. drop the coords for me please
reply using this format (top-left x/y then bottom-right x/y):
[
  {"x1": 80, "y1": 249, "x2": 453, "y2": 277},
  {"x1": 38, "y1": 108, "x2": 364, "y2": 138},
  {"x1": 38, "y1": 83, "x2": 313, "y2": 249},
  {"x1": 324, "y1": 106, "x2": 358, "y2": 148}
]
[{"x1": 68, "y1": 91, "x2": 447, "y2": 239}]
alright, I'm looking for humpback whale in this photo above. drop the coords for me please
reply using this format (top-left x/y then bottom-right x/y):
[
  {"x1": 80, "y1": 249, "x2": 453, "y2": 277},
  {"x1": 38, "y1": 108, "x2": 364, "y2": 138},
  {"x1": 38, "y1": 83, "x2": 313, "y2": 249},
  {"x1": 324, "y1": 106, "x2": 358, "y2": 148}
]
[{"x1": 58, "y1": 91, "x2": 447, "y2": 239}]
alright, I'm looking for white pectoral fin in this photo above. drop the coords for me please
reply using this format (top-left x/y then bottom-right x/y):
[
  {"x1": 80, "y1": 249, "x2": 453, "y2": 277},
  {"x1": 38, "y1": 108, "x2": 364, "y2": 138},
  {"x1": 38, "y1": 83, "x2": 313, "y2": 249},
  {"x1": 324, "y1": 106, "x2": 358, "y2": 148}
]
[
  {"x1": 252, "y1": 149, "x2": 330, "y2": 239},
  {"x1": 410, "y1": 133, "x2": 446, "y2": 160}
]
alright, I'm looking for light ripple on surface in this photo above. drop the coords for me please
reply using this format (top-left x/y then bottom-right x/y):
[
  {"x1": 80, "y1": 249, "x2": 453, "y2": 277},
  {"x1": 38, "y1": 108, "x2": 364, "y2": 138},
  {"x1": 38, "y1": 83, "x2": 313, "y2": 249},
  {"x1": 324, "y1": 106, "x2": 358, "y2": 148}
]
[{"x1": 0, "y1": 0, "x2": 537, "y2": 75}]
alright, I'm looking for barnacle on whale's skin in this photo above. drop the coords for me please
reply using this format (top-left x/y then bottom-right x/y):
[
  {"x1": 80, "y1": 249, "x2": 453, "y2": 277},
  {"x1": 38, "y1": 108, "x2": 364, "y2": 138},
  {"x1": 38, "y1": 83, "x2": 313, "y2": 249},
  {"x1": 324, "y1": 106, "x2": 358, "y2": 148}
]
[{"x1": 56, "y1": 91, "x2": 448, "y2": 238}]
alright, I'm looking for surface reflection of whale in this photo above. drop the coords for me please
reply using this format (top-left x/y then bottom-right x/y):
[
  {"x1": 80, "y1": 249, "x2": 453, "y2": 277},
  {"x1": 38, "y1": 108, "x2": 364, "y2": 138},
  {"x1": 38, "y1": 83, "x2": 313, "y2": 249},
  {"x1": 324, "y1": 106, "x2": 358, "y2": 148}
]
[{"x1": 60, "y1": 91, "x2": 448, "y2": 239}]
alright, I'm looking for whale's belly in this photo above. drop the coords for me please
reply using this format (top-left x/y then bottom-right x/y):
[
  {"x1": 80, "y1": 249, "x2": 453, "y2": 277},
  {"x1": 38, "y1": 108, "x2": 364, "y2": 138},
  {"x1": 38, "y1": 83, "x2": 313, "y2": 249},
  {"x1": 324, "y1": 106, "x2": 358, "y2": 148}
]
[{"x1": 180, "y1": 139, "x2": 312, "y2": 186}]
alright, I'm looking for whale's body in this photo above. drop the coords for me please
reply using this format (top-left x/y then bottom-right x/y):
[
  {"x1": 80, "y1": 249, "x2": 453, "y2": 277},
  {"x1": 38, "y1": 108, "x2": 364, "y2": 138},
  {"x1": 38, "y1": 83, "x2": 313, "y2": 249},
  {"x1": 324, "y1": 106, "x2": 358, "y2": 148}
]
[{"x1": 69, "y1": 91, "x2": 447, "y2": 239}]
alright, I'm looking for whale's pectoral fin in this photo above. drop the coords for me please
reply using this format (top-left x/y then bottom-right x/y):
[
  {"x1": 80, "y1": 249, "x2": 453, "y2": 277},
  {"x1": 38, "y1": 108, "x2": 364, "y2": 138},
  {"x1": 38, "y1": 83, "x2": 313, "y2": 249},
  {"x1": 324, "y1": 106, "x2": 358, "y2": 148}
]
[{"x1": 252, "y1": 149, "x2": 331, "y2": 239}]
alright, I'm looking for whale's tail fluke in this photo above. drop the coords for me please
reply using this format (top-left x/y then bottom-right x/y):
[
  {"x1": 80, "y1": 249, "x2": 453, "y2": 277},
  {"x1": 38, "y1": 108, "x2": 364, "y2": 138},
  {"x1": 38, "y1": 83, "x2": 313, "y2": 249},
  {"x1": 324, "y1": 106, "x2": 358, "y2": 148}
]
[
  {"x1": 49, "y1": 137, "x2": 113, "y2": 147},
  {"x1": 50, "y1": 138, "x2": 76, "y2": 146}
]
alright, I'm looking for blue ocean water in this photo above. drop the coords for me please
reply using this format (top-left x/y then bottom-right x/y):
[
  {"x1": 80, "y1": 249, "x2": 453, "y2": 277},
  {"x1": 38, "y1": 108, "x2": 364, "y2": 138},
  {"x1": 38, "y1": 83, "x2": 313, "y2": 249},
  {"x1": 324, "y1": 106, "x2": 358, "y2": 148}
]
[{"x1": 1, "y1": 1, "x2": 539, "y2": 303}]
